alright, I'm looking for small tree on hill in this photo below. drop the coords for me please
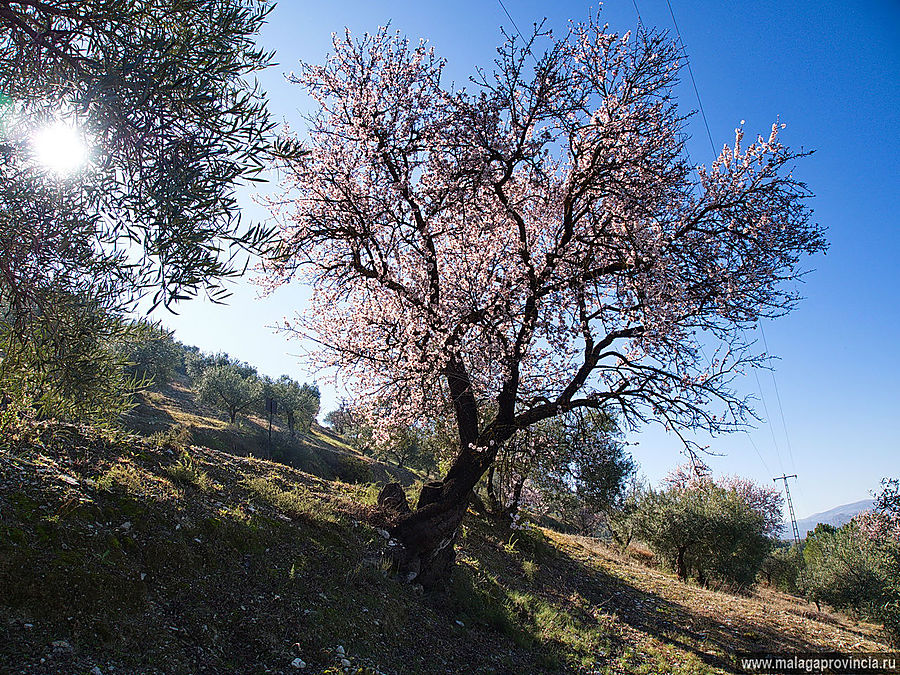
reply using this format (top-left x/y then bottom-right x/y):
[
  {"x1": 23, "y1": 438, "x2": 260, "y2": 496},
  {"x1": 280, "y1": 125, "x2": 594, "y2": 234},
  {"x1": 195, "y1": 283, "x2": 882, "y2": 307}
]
[
  {"x1": 265, "y1": 15, "x2": 826, "y2": 585},
  {"x1": 802, "y1": 481, "x2": 900, "y2": 644},
  {"x1": 187, "y1": 352, "x2": 256, "y2": 382},
  {"x1": 486, "y1": 409, "x2": 634, "y2": 528},
  {"x1": 635, "y1": 486, "x2": 705, "y2": 581},
  {"x1": 323, "y1": 403, "x2": 356, "y2": 436},
  {"x1": 635, "y1": 471, "x2": 777, "y2": 588},
  {"x1": 603, "y1": 475, "x2": 646, "y2": 551},
  {"x1": 663, "y1": 464, "x2": 784, "y2": 538},
  {"x1": 761, "y1": 542, "x2": 804, "y2": 593},
  {"x1": 197, "y1": 361, "x2": 262, "y2": 425},
  {"x1": 271, "y1": 376, "x2": 320, "y2": 437},
  {"x1": 112, "y1": 321, "x2": 183, "y2": 387}
]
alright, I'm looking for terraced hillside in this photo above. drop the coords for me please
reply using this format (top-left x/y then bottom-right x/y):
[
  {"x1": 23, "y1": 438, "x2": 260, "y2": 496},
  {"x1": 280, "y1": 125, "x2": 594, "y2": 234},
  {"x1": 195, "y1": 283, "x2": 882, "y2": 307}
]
[{"x1": 0, "y1": 421, "x2": 892, "y2": 674}]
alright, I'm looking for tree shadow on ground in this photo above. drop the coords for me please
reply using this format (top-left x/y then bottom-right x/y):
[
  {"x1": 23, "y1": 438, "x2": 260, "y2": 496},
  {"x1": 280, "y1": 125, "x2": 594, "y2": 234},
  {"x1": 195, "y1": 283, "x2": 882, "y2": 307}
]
[
  {"x1": 454, "y1": 518, "x2": 879, "y2": 673},
  {"x1": 530, "y1": 532, "x2": 879, "y2": 672}
]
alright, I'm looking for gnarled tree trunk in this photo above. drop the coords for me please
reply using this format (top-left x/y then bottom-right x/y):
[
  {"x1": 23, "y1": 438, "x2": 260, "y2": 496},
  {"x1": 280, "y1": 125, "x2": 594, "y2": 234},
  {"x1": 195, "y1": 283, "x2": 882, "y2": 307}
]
[
  {"x1": 380, "y1": 440, "x2": 496, "y2": 589},
  {"x1": 675, "y1": 546, "x2": 688, "y2": 582},
  {"x1": 377, "y1": 355, "x2": 520, "y2": 588}
]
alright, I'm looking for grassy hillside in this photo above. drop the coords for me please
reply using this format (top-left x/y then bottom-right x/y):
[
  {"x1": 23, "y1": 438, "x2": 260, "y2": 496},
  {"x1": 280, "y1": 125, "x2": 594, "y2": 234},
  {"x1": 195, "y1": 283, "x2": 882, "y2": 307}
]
[
  {"x1": 1, "y1": 419, "x2": 892, "y2": 675},
  {"x1": 122, "y1": 377, "x2": 419, "y2": 488}
]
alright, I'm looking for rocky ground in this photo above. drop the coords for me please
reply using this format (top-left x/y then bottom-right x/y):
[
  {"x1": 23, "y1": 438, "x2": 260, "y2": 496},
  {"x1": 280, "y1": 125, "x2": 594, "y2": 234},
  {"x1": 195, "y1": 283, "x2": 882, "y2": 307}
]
[{"x1": 0, "y1": 420, "x2": 892, "y2": 674}]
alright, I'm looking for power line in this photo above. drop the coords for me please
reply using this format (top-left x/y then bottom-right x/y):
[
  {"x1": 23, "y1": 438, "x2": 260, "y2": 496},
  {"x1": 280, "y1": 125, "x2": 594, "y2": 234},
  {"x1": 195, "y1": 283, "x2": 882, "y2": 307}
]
[
  {"x1": 503, "y1": 0, "x2": 795, "y2": 494},
  {"x1": 496, "y1": 0, "x2": 539, "y2": 66},
  {"x1": 631, "y1": 0, "x2": 644, "y2": 28},
  {"x1": 758, "y1": 323, "x2": 797, "y2": 474},
  {"x1": 753, "y1": 365, "x2": 786, "y2": 473},
  {"x1": 661, "y1": 0, "x2": 801, "y2": 498},
  {"x1": 758, "y1": 321, "x2": 806, "y2": 509},
  {"x1": 745, "y1": 431, "x2": 772, "y2": 477},
  {"x1": 663, "y1": 0, "x2": 716, "y2": 155}
]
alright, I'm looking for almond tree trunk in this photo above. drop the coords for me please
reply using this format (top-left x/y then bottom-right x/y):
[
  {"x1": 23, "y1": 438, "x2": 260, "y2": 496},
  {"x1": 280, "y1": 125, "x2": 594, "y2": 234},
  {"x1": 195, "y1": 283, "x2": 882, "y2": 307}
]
[
  {"x1": 378, "y1": 356, "x2": 512, "y2": 588},
  {"x1": 382, "y1": 442, "x2": 495, "y2": 589}
]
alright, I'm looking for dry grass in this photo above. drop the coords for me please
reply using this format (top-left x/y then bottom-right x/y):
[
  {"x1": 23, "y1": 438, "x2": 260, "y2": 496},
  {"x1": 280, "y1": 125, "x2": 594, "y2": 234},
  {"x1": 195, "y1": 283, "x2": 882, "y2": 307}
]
[{"x1": 1, "y1": 419, "x2": 893, "y2": 674}]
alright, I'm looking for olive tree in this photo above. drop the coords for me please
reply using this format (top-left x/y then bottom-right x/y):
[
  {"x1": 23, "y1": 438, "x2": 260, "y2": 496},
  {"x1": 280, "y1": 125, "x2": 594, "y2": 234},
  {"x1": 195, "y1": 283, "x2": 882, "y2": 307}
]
[
  {"x1": 0, "y1": 0, "x2": 281, "y2": 418},
  {"x1": 197, "y1": 360, "x2": 262, "y2": 425},
  {"x1": 635, "y1": 477, "x2": 775, "y2": 588},
  {"x1": 271, "y1": 376, "x2": 320, "y2": 437}
]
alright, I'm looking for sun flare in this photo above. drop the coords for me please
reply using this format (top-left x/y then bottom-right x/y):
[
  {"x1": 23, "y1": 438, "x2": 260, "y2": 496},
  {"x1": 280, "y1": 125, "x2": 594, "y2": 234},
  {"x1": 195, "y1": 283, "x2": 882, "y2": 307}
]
[{"x1": 31, "y1": 121, "x2": 89, "y2": 174}]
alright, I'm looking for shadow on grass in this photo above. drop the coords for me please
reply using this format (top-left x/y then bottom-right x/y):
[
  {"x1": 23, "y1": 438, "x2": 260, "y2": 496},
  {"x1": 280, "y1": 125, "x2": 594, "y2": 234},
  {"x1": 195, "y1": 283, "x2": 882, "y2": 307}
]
[
  {"x1": 448, "y1": 516, "x2": 854, "y2": 674},
  {"x1": 0, "y1": 446, "x2": 376, "y2": 674}
]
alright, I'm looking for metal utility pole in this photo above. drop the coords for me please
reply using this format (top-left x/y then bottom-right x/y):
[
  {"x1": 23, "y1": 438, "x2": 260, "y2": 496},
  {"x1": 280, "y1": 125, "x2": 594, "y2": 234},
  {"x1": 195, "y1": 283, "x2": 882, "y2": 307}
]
[
  {"x1": 774, "y1": 474, "x2": 801, "y2": 545},
  {"x1": 265, "y1": 396, "x2": 277, "y2": 459}
]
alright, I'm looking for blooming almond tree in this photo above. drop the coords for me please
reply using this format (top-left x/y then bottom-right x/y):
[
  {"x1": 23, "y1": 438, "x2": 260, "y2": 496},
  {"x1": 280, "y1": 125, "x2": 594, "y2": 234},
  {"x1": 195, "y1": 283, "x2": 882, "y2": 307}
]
[
  {"x1": 663, "y1": 464, "x2": 785, "y2": 538},
  {"x1": 264, "y1": 17, "x2": 826, "y2": 586}
]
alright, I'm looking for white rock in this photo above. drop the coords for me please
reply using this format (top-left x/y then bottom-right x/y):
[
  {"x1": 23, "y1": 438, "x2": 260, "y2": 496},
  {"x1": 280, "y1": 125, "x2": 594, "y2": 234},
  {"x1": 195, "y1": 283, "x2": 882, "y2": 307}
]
[
  {"x1": 455, "y1": 620, "x2": 465, "y2": 627},
  {"x1": 290, "y1": 657, "x2": 306, "y2": 669},
  {"x1": 376, "y1": 528, "x2": 390, "y2": 539},
  {"x1": 91, "y1": 667, "x2": 103, "y2": 675},
  {"x1": 335, "y1": 645, "x2": 345, "y2": 655},
  {"x1": 340, "y1": 658, "x2": 351, "y2": 668}
]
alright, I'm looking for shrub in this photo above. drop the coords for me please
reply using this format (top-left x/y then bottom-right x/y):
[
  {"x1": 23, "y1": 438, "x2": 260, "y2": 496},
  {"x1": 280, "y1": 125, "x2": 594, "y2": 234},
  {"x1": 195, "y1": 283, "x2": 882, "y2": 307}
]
[
  {"x1": 634, "y1": 479, "x2": 772, "y2": 589},
  {"x1": 165, "y1": 451, "x2": 212, "y2": 491},
  {"x1": 800, "y1": 520, "x2": 900, "y2": 644},
  {"x1": 334, "y1": 455, "x2": 374, "y2": 484},
  {"x1": 148, "y1": 424, "x2": 194, "y2": 451}
]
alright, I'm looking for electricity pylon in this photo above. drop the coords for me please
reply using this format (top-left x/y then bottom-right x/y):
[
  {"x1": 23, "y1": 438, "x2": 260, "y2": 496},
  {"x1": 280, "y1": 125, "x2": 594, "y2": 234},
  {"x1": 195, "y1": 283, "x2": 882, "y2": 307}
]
[{"x1": 774, "y1": 474, "x2": 801, "y2": 545}]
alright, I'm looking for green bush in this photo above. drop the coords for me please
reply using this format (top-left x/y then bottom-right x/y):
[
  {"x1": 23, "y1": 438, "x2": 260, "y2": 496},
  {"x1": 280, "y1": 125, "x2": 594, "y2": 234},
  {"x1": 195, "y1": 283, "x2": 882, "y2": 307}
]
[
  {"x1": 149, "y1": 423, "x2": 194, "y2": 451},
  {"x1": 634, "y1": 481, "x2": 772, "y2": 590},
  {"x1": 800, "y1": 521, "x2": 900, "y2": 644},
  {"x1": 334, "y1": 455, "x2": 374, "y2": 484},
  {"x1": 165, "y1": 451, "x2": 212, "y2": 491},
  {"x1": 761, "y1": 542, "x2": 804, "y2": 593}
]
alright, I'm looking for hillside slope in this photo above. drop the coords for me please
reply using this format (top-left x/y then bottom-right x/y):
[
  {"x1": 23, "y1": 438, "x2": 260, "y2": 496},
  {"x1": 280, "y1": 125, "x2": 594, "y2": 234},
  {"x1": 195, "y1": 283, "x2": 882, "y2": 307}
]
[
  {"x1": 792, "y1": 499, "x2": 876, "y2": 540},
  {"x1": 122, "y1": 377, "x2": 419, "y2": 488},
  {"x1": 1, "y1": 423, "x2": 892, "y2": 674}
]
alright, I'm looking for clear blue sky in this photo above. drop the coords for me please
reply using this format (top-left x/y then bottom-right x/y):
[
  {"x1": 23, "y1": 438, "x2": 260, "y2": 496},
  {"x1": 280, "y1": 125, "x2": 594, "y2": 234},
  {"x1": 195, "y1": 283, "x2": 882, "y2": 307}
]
[{"x1": 157, "y1": 0, "x2": 899, "y2": 520}]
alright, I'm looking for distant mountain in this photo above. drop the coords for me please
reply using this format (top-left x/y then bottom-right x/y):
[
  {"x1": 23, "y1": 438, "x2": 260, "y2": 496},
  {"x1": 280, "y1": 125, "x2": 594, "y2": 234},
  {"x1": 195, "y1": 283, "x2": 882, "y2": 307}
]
[{"x1": 784, "y1": 499, "x2": 876, "y2": 540}]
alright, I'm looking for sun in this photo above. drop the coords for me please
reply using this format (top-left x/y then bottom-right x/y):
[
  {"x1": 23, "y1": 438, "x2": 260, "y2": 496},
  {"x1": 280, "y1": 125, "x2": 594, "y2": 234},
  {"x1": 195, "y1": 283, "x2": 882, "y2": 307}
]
[{"x1": 31, "y1": 121, "x2": 89, "y2": 174}]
